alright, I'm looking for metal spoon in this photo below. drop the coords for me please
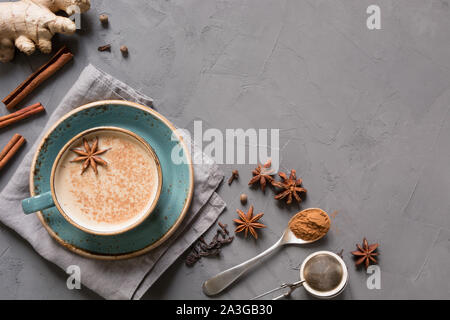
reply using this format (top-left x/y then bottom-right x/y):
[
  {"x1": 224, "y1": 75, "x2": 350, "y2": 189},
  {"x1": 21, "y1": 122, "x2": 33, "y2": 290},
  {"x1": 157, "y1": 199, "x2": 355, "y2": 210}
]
[{"x1": 202, "y1": 208, "x2": 329, "y2": 296}]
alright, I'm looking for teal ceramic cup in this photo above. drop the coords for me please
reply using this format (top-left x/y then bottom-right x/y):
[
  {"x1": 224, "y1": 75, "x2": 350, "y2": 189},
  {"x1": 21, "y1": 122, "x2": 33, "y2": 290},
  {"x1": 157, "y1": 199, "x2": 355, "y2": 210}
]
[{"x1": 22, "y1": 126, "x2": 163, "y2": 236}]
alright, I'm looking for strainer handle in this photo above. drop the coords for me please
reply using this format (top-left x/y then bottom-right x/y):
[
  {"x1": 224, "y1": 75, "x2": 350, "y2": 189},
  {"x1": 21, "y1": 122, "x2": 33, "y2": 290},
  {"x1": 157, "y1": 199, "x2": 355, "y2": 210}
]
[
  {"x1": 272, "y1": 280, "x2": 305, "y2": 300},
  {"x1": 202, "y1": 237, "x2": 283, "y2": 296}
]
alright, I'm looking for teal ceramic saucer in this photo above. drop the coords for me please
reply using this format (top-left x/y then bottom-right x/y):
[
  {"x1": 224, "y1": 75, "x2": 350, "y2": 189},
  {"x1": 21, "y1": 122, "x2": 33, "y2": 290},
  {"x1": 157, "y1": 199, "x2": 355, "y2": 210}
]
[{"x1": 29, "y1": 100, "x2": 194, "y2": 260}]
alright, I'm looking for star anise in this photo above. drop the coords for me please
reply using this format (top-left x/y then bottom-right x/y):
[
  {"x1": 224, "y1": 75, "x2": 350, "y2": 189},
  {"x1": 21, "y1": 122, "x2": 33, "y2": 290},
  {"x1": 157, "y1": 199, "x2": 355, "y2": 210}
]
[
  {"x1": 272, "y1": 169, "x2": 307, "y2": 204},
  {"x1": 351, "y1": 238, "x2": 379, "y2": 269},
  {"x1": 233, "y1": 205, "x2": 266, "y2": 239},
  {"x1": 248, "y1": 160, "x2": 275, "y2": 192},
  {"x1": 70, "y1": 137, "x2": 110, "y2": 175}
]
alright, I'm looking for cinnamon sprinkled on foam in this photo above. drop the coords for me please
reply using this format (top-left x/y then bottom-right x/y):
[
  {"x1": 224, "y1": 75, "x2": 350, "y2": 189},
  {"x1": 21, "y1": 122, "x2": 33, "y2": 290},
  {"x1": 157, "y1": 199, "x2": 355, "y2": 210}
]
[{"x1": 54, "y1": 131, "x2": 158, "y2": 232}]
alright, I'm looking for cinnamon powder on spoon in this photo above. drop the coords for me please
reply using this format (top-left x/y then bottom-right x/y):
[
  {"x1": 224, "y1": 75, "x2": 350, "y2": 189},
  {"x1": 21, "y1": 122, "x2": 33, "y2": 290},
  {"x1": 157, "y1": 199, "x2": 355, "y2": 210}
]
[{"x1": 288, "y1": 208, "x2": 330, "y2": 241}]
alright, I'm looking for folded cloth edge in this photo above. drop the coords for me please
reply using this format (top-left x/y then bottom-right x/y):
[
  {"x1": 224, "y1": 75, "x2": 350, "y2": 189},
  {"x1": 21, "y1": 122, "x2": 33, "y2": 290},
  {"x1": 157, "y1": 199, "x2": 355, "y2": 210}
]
[
  {"x1": 0, "y1": 64, "x2": 226, "y2": 300},
  {"x1": 133, "y1": 192, "x2": 226, "y2": 299}
]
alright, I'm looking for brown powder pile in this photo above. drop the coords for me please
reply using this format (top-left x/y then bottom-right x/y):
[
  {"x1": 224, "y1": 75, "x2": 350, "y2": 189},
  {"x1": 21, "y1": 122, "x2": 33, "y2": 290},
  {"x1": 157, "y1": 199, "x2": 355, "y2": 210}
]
[{"x1": 288, "y1": 208, "x2": 331, "y2": 241}]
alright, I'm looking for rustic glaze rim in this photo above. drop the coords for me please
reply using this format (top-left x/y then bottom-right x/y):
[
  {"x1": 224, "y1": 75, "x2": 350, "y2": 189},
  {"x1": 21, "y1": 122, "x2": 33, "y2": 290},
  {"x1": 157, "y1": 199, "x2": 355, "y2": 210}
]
[{"x1": 29, "y1": 100, "x2": 194, "y2": 260}]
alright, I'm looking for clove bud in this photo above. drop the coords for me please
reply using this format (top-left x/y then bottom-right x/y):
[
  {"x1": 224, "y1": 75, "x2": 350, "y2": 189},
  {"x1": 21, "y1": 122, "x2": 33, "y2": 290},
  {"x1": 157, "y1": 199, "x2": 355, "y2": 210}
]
[
  {"x1": 99, "y1": 14, "x2": 109, "y2": 25},
  {"x1": 120, "y1": 45, "x2": 129, "y2": 56},
  {"x1": 98, "y1": 44, "x2": 111, "y2": 52},
  {"x1": 240, "y1": 193, "x2": 248, "y2": 205},
  {"x1": 228, "y1": 169, "x2": 239, "y2": 185}
]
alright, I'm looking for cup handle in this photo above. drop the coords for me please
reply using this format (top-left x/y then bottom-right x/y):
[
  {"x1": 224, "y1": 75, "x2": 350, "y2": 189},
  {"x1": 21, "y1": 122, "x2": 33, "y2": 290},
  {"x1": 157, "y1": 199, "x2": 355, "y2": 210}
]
[{"x1": 22, "y1": 191, "x2": 55, "y2": 214}]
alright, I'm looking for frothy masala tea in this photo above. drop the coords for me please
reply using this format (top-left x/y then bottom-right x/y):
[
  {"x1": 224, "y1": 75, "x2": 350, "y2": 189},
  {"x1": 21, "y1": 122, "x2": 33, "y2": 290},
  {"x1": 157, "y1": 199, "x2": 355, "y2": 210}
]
[{"x1": 53, "y1": 129, "x2": 160, "y2": 234}]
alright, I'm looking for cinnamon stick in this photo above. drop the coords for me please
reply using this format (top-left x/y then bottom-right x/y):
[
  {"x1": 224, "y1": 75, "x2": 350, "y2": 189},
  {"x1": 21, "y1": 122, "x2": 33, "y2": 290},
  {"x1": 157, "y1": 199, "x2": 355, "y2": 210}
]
[
  {"x1": 2, "y1": 46, "x2": 73, "y2": 110},
  {"x1": 0, "y1": 134, "x2": 26, "y2": 171},
  {"x1": 0, "y1": 102, "x2": 45, "y2": 129}
]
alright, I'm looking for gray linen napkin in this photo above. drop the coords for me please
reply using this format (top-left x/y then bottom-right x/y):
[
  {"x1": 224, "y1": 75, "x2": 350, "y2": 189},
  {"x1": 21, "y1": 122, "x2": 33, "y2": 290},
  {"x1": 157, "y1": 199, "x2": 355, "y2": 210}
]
[{"x1": 0, "y1": 64, "x2": 225, "y2": 300}]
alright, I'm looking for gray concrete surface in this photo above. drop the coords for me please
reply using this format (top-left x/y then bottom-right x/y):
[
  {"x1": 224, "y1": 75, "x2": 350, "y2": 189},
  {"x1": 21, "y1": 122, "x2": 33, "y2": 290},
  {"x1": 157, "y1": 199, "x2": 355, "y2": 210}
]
[{"x1": 1, "y1": 0, "x2": 450, "y2": 299}]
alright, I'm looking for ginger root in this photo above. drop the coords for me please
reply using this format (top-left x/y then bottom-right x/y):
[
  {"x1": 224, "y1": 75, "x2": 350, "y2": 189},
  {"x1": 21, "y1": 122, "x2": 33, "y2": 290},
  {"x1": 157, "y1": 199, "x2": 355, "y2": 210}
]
[{"x1": 0, "y1": 0, "x2": 90, "y2": 63}]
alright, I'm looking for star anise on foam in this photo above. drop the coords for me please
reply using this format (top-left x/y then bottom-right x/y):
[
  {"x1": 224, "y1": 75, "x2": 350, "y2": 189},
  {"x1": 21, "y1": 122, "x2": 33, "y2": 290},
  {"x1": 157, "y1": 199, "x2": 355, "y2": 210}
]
[
  {"x1": 70, "y1": 137, "x2": 110, "y2": 175},
  {"x1": 233, "y1": 205, "x2": 266, "y2": 239},
  {"x1": 248, "y1": 160, "x2": 275, "y2": 192},
  {"x1": 351, "y1": 238, "x2": 379, "y2": 269},
  {"x1": 272, "y1": 169, "x2": 307, "y2": 204}
]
